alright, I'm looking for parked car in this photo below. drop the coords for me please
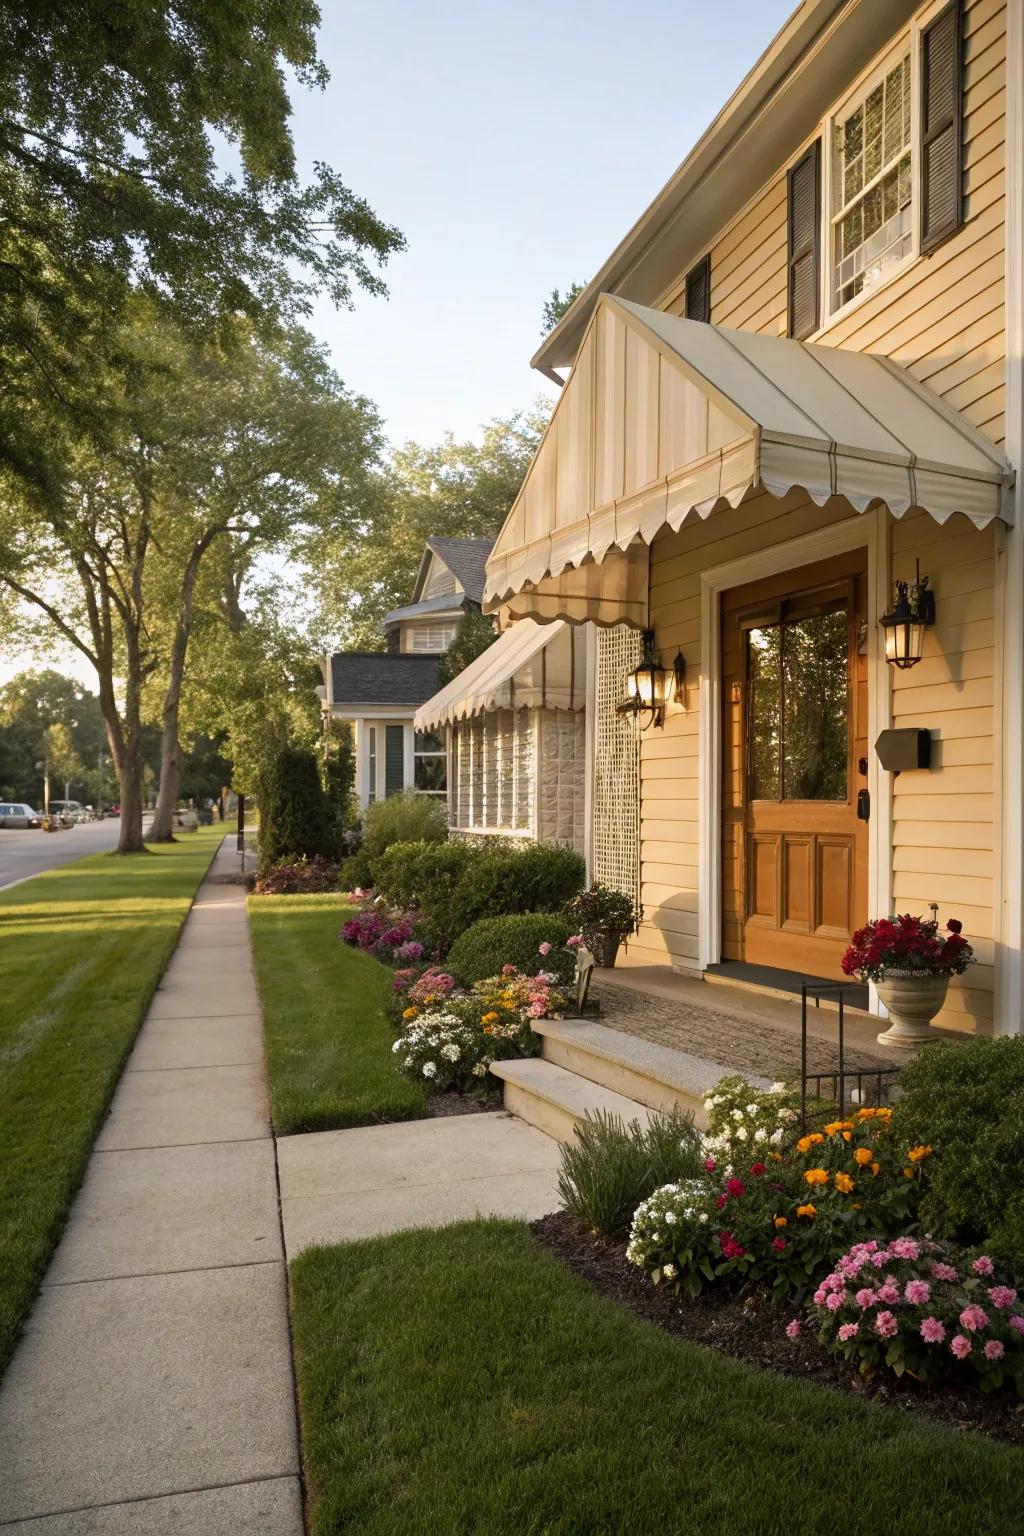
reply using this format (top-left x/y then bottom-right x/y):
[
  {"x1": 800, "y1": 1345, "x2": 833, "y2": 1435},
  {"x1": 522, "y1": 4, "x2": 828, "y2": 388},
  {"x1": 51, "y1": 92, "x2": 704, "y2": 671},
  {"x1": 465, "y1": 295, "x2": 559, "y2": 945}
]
[
  {"x1": 0, "y1": 803, "x2": 43, "y2": 829},
  {"x1": 49, "y1": 800, "x2": 83, "y2": 820}
]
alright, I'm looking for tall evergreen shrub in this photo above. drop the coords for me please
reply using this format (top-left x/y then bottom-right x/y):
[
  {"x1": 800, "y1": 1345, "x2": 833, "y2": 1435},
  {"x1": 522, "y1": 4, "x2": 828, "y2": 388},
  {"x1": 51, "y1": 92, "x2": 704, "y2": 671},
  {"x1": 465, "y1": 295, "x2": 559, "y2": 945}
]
[{"x1": 258, "y1": 745, "x2": 338, "y2": 869}]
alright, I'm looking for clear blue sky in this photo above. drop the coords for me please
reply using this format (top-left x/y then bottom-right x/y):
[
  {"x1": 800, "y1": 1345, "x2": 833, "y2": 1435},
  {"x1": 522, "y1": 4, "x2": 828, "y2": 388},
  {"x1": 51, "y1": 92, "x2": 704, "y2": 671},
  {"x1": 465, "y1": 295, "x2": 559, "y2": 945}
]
[{"x1": 296, "y1": 0, "x2": 795, "y2": 449}]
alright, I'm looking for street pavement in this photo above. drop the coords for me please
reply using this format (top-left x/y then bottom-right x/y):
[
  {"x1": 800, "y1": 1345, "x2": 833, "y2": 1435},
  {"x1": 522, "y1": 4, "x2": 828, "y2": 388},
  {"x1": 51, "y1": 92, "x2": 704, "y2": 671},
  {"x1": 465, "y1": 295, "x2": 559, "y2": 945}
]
[{"x1": 0, "y1": 818, "x2": 130, "y2": 890}]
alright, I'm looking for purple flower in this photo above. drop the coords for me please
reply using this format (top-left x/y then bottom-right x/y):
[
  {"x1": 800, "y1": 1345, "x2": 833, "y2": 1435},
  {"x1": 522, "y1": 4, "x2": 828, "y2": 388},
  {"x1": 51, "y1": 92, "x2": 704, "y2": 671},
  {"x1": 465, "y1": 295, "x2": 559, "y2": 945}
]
[
  {"x1": 396, "y1": 941, "x2": 424, "y2": 962},
  {"x1": 785, "y1": 1319, "x2": 801, "y2": 1340},
  {"x1": 919, "y1": 1317, "x2": 946, "y2": 1344},
  {"x1": 951, "y1": 1334, "x2": 972, "y2": 1359},
  {"x1": 983, "y1": 1339, "x2": 1005, "y2": 1361},
  {"x1": 972, "y1": 1255, "x2": 995, "y2": 1277},
  {"x1": 959, "y1": 1304, "x2": 990, "y2": 1333},
  {"x1": 904, "y1": 1279, "x2": 931, "y2": 1305},
  {"x1": 1008, "y1": 1315, "x2": 1024, "y2": 1335},
  {"x1": 874, "y1": 1310, "x2": 899, "y2": 1339},
  {"x1": 989, "y1": 1286, "x2": 1017, "y2": 1310},
  {"x1": 838, "y1": 1323, "x2": 860, "y2": 1343}
]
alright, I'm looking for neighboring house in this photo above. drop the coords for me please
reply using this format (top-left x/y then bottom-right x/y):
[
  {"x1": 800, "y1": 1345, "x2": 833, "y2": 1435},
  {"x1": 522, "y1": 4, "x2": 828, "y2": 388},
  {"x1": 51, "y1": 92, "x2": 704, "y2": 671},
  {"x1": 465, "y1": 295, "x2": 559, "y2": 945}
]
[
  {"x1": 323, "y1": 536, "x2": 493, "y2": 808},
  {"x1": 476, "y1": 0, "x2": 1023, "y2": 1039}
]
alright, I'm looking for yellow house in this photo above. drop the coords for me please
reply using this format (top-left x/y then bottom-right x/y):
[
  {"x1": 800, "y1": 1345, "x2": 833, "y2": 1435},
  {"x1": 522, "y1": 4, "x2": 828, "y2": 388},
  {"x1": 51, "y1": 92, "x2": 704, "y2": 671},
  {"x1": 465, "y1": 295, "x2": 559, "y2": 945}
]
[{"x1": 481, "y1": 0, "x2": 1023, "y2": 1038}]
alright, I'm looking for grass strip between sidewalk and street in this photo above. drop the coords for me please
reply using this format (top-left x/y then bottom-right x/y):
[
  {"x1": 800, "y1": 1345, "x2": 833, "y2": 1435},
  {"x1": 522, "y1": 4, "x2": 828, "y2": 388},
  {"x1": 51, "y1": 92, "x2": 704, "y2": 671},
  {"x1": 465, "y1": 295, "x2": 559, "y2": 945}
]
[
  {"x1": 291, "y1": 1219, "x2": 1024, "y2": 1536},
  {"x1": 248, "y1": 891, "x2": 428, "y2": 1134},
  {"x1": 0, "y1": 827, "x2": 223, "y2": 1379}
]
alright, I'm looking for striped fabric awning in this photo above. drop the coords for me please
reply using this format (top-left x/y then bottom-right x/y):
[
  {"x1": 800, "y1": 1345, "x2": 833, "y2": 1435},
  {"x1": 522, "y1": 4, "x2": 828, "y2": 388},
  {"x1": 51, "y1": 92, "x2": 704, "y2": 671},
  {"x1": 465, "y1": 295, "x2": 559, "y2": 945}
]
[{"x1": 414, "y1": 620, "x2": 586, "y2": 731}]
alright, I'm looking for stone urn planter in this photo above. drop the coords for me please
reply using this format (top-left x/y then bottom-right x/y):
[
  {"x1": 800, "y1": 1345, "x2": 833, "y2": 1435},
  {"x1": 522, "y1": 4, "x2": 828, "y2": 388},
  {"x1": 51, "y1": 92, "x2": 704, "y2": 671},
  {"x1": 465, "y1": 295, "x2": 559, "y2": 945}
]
[
  {"x1": 589, "y1": 928, "x2": 623, "y2": 968},
  {"x1": 875, "y1": 971, "x2": 950, "y2": 1048}
]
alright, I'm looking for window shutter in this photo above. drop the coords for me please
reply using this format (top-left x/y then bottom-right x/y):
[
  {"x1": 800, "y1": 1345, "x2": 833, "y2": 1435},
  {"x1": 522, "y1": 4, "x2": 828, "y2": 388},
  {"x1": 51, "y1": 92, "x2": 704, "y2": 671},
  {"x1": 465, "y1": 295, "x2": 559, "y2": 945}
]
[
  {"x1": 684, "y1": 255, "x2": 711, "y2": 323},
  {"x1": 384, "y1": 724, "x2": 405, "y2": 797},
  {"x1": 921, "y1": 0, "x2": 963, "y2": 253},
  {"x1": 787, "y1": 140, "x2": 820, "y2": 339}
]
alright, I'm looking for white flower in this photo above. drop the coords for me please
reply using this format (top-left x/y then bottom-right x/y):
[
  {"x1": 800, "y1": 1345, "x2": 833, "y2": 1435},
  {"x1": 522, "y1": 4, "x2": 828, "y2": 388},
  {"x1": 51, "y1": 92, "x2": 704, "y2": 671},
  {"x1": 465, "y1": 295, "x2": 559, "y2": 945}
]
[
  {"x1": 698, "y1": 1212, "x2": 709, "y2": 1224},
  {"x1": 734, "y1": 1126, "x2": 748, "y2": 1142},
  {"x1": 422, "y1": 1061, "x2": 437, "y2": 1078},
  {"x1": 441, "y1": 1043, "x2": 461, "y2": 1062},
  {"x1": 664, "y1": 1210, "x2": 676, "y2": 1224},
  {"x1": 731, "y1": 1108, "x2": 744, "y2": 1121},
  {"x1": 471, "y1": 1062, "x2": 487, "y2": 1077},
  {"x1": 769, "y1": 1128, "x2": 784, "y2": 1146},
  {"x1": 391, "y1": 1039, "x2": 403, "y2": 1053},
  {"x1": 662, "y1": 1263, "x2": 677, "y2": 1280},
  {"x1": 779, "y1": 1108, "x2": 798, "y2": 1124},
  {"x1": 770, "y1": 1081, "x2": 786, "y2": 1094},
  {"x1": 753, "y1": 1128, "x2": 767, "y2": 1143},
  {"x1": 745, "y1": 1103, "x2": 759, "y2": 1115}
]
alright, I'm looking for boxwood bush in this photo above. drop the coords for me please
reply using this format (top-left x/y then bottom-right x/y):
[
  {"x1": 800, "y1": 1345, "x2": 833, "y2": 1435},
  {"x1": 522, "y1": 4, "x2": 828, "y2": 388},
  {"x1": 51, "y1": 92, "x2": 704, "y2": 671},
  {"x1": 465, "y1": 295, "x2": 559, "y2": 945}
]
[
  {"x1": 891, "y1": 1036, "x2": 1024, "y2": 1279},
  {"x1": 447, "y1": 913, "x2": 577, "y2": 986},
  {"x1": 374, "y1": 840, "x2": 480, "y2": 911}
]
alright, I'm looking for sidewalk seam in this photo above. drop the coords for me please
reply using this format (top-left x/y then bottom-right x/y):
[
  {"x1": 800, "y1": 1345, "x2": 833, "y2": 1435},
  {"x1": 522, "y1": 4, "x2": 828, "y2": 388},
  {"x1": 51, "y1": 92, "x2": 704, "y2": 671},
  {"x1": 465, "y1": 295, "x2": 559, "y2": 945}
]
[{"x1": 0, "y1": 1471, "x2": 300, "y2": 1528}]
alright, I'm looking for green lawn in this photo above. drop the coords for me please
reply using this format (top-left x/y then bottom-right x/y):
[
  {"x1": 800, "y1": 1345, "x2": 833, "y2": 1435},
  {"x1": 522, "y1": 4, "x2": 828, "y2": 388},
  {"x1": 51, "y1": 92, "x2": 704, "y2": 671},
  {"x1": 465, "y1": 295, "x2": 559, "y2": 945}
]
[
  {"x1": 248, "y1": 892, "x2": 427, "y2": 1133},
  {"x1": 0, "y1": 828, "x2": 222, "y2": 1376},
  {"x1": 291, "y1": 1220, "x2": 1024, "y2": 1536}
]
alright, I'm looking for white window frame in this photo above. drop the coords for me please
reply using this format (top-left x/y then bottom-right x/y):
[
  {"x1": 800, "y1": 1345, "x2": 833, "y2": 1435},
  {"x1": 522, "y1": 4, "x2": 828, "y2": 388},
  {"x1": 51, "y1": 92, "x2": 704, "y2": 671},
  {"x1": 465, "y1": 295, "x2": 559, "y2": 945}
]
[
  {"x1": 815, "y1": 0, "x2": 951, "y2": 335},
  {"x1": 413, "y1": 727, "x2": 447, "y2": 798}
]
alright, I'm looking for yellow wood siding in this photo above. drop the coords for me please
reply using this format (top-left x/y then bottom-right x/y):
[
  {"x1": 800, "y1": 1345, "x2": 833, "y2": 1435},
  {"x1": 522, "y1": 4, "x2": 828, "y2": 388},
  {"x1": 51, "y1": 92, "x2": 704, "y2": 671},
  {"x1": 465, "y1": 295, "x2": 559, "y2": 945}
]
[{"x1": 663, "y1": 0, "x2": 1006, "y2": 447}]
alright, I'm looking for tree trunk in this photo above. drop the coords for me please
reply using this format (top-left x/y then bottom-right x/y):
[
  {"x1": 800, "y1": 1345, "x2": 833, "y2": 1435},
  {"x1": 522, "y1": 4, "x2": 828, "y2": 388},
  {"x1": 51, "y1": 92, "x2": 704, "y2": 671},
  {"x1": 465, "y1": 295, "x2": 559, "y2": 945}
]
[
  {"x1": 117, "y1": 732, "x2": 146, "y2": 853},
  {"x1": 149, "y1": 532, "x2": 221, "y2": 843}
]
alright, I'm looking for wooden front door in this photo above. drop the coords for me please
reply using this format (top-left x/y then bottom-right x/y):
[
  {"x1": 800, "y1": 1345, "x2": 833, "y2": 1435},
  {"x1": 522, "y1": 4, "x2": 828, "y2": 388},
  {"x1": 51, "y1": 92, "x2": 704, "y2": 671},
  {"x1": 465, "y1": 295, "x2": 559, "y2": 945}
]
[{"x1": 721, "y1": 551, "x2": 868, "y2": 980}]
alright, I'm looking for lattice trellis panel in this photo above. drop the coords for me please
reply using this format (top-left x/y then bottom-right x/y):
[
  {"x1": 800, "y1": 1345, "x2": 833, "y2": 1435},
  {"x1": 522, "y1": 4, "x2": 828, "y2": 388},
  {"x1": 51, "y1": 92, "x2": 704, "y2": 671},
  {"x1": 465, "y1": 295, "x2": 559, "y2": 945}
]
[{"x1": 592, "y1": 626, "x2": 643, "y2": 909}]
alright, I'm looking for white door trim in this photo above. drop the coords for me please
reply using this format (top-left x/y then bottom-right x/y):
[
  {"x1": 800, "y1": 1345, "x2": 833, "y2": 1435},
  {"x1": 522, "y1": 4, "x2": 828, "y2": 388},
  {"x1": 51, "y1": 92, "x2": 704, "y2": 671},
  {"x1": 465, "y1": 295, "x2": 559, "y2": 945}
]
[{"x1": 697, "y1": 513, "x2": 890, "y2": 1012}]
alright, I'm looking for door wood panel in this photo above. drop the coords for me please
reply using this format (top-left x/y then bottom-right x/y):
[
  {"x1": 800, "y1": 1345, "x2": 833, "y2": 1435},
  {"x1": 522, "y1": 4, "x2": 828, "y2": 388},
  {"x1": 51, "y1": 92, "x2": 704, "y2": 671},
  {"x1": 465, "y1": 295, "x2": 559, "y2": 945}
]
[{"x1": 721, "y1": 550, "x2": 868, "y2": 980}]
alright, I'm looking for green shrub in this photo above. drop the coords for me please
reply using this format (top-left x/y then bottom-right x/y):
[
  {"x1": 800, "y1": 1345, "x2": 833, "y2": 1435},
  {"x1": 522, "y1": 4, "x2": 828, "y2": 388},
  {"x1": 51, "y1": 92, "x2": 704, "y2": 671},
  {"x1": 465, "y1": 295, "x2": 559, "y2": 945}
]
[
  {"x1": 442, "y1": 843, "x2": 585, "y2": 941},
  {"x1": 362, "y1": 792, "x2": 447, "y2": 862},
  {"x1": 557, "y1": 1107, "x2": 703, "y2": 1238},
  {"x1": 891, "y1": 1037, "x2": 1024, "y2": 1278},
  {"x1": 375, "y1": 840, "x2": 479, "y2": 911},
  {"x1": 338, "y1": 846, "x2": 375, "y2": 892},
  {"x1": 447, "y1": 914, "x2": 576, "y2": 986},
  {"x1": 257, "y1": 745, "x2": 338, "y2": 870}
]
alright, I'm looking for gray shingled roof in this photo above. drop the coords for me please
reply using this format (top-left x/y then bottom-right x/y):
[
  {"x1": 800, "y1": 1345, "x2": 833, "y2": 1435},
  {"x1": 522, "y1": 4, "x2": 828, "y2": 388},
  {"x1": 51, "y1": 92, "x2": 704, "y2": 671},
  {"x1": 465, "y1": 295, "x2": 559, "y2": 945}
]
[
  {"x1": 330, "y1": 653, "x2": 440, "y2": 707},
  {"x1": 425, "y1": 536, "x2": 493, "y2": 604},
  {"x1": 381, "y1": 591, "x2": 468, "y2": 630}
]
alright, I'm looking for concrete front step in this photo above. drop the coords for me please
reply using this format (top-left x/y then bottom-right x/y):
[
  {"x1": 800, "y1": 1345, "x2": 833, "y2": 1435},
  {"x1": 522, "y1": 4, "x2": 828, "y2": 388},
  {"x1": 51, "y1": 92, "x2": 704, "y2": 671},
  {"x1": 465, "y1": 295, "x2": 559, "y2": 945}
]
[
  {"x1": 488, "y1": 1057, "x2": 658, "y2": 1145},
  {"x1": 531, "y1": 1017, "x2": 772, "y2": 1130}
]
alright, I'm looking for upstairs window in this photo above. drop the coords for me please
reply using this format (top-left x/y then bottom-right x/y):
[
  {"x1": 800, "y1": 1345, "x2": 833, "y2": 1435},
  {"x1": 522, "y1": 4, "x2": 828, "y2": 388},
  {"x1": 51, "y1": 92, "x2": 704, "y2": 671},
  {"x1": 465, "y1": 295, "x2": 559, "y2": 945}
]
[
  {"x1": 830, "y1": 52, "x2": 912, "y2": 312},
  {"x1": 409, "y1": 623, "x2": 455, "y2": 652}
]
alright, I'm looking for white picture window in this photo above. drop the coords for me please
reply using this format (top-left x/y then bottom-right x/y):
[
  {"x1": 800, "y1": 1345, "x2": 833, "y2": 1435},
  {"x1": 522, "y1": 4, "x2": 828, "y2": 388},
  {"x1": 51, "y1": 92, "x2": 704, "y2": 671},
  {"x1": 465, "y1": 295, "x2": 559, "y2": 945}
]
[
  {"x1": 409, "y1": 624, "x2": 455, "y2": 652},
  {"x1": 830, "y1": 51, "x2": 913, "y2": 314}
]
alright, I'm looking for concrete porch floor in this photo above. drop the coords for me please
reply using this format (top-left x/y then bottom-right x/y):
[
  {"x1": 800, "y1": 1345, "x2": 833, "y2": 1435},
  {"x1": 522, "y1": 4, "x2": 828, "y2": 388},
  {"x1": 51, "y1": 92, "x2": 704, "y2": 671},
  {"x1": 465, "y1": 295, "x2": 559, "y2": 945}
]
[{"x1": 591, "y1": 965, "x2": 964, "y2": 1079}]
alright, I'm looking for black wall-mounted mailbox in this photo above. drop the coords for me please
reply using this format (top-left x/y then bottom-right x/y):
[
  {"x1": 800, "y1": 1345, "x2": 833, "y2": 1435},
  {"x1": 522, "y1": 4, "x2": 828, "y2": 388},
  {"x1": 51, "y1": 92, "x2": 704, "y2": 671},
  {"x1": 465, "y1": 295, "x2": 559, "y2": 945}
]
[{"x1": 875, "y1": 728, "x2": 932, "y2": 773}]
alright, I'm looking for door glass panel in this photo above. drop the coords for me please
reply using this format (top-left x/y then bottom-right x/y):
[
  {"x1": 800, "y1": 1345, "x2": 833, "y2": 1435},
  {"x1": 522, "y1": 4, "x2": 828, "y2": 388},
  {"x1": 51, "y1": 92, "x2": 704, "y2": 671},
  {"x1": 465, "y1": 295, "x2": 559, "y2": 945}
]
[
  {"x1": 747, "y1": 626, "x2": 782, "y2": 799},
  {"x1": 745, "y1": 605, "x2": 849, "y2": 803},
  {"x1": 782, "y1": 610, "x2": 848, "y2": 800}
]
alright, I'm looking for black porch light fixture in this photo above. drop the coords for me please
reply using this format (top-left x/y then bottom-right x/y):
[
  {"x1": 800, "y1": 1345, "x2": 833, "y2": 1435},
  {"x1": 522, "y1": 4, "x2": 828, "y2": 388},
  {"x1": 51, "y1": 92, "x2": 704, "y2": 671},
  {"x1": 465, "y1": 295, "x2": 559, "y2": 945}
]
[
  {"x1": 879, "y1": 560, "x2": 936, "y2": 670},
  {"x1": 616, "y1": 631, "x2": 686, "y2": 728}
]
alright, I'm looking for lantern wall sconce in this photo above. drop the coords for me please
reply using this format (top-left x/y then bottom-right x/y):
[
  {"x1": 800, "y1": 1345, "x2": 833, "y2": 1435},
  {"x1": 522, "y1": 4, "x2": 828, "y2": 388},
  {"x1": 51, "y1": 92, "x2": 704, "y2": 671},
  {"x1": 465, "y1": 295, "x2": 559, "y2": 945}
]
[
  {"x1": 879, "y1": 560, "x2": 936, "y2": 670},
  {"x1": 616, "y1": 631, "x2": 686, "y2": 729}
]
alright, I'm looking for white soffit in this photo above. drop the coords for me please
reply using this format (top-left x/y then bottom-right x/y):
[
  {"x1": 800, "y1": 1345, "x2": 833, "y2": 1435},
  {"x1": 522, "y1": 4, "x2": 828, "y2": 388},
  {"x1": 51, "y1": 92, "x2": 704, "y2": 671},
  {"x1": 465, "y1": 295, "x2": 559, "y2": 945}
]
[
  {"x1": 484, "y1": 295, "x2": 1014, "y2": 621},
  {"x1": 414, "y1": 620, "x2": 586, "y2": 731}
]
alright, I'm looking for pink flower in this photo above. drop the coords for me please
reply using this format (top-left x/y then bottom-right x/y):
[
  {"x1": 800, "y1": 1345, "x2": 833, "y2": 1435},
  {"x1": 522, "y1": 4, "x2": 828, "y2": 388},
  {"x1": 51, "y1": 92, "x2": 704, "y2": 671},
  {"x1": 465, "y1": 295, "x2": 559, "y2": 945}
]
[
  {"x1": 930, "y1": 1261, "x2": 958, "y2": 1283},
  {"x1": 715, "y1": 1193, "x2": 728, "y2": 1210},
  {"x1": 920, "y1": 1317, "x2": 946, "y2": 1344},
  {"x1": 951, "y1": 1334, "x2": 972, "y2": 1359},
  {"x1": 972, "y1": 1256, "x2": 995, "y2": 1277},
  {"x1": 988, "y1": 1286, "x2": 1017, "y2": 1310},
  {"x1": 983, "y1": 1339, "x2": 1005, "y2": 1361},
  {"x1": 502, "y1": 964, "x2": 518, "y2": 975},
  {"x1": 538, "y1": 942, "x2": 552, "y2": 956},
  {"x1": 959, "y1": 1304, "x2": 990, "y2": 1333},
  {"x1": 874, "y1": 1310, "x2": 899, "y2": 1339},
  {"x1": 785, "y1": 1319, "x2": 801, "y2": 1340},
  {"x1": 527, "y1": 1002, "x2": 546, "y2": 1018},
  {"x1": 566, "y1": 934, "x2": 583, "y2": 948},
  {"x1": 772, "y1": 1237, "x2": 787, "y2": 1253},
  {"x1": 749, "y1": 1161, "x2": 767, "y2": 1176},
  {"x1": 904, "y1": 1280, "x2": 931, "y2": 1305},
  {"x1": 725, "y1": 1178, "x2": 746, "y2": 1199},
  {"x1": 855, "y1": 1288, "x2": 877, "y2": 1310},
  {"x1": 838, "y1": 1323, "x2": 860, "y2": 1343},
  {"x1": 825, "y1": 1292, "x2": 845, "y2": 1312},
  {"x1": 890, "y1": 1238, "x2": 921, "y2": 1260},
  {"x1": 870, "y1": 1253, "x2": 888, "y2": 1269},
  {"x1": 1008, "y1": 1315, "x2": 1024, "y2": 1336},
  {"x1": 877, "y1": 1283, "x2": 900, "y2": 1306},
  {"x1": 704, "y1": 1157, "x2": 716, "y2": 1172}
]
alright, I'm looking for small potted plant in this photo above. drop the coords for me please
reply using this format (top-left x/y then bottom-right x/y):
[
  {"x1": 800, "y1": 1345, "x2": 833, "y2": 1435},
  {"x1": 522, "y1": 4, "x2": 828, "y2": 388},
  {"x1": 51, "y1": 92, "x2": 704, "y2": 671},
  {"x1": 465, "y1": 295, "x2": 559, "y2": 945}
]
[
  {"x1": 841, "y1": 906, "x2": 975, "y2": 1047},
  {"x1": 565, "y1": 883, "x2": 638, "y2": 969}
]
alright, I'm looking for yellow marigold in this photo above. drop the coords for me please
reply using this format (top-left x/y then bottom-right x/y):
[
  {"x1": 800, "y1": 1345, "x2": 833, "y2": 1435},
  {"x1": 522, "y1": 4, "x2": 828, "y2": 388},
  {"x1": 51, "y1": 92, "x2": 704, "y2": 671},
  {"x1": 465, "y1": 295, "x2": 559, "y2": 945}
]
[
  {"x1": 796, "y1": 1204, "x2": 817, "y2": 1219},
  {"x1": 402, "y1": 1006, "x2": 418, "y2": 1020},
  {"x1": 908, "y1": 1143, "x2": 933, "y2": 1163},
  {"x1": 796, "y1": 1132, "x2": 825, "y2": 1153},
  {"x1": 854, "y1": 1147, "x2": 874, "y2": 1166},
  {"x1": 856, "y1": 1107, "x2": 877, "y2": 1119},
  {"x1": 774, "y1": 1217, "x2": 788, "y2": 1229},
  {"x1": 834, "y1": 1172, "x2": 855, "y2": 1194},
  {"x1": 870, "y1": 1161, "x2": 881, "y2": 1177},
  {"x1": 842, "y1": 1131, "x2": 853, "y2": 1142},
  {"x1": 481, "y1": 1011, "x2": 499, "y2": 1024},
  {"x1": 875, "y1": 1107, "x2": 893, "y2": 1119},
  {"x1": 903, "y1": 1167, "x2": 915, "y2": 1178},
  {"x1": 804, "y1": 1168, "x2": 830, "y2": 1187},
  {"x1": 824, "y1": 1120, "x2": 854, "y2": 1135},
  {"x1": 769, "y1": 1151, "x2": 784, "y2": 1162}
]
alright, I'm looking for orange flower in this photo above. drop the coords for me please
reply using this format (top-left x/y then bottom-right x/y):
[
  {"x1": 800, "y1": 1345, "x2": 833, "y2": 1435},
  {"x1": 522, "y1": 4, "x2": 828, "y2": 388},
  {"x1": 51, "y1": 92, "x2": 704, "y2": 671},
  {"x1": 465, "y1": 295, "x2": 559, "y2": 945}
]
[
  {"x1": 796, "y1": 1133, "x2": 825, "y2": 1153},
  {"x1": 481, "y1": 1011, "x2": 499, "y2": 1024},
  {"x1": 870, "y1": 1162, "x2": 881, "y2": 1177},
  {"x1": 834, "y1": 1172, "x2": 855, "y2": 1194},
  {"x1": 824, "y1": 1120, "x2": 854, "y2": 1136},
  {"x1": 908, "y1": 1144, "x2": 933, "y2": 1163},
  {"x1": 402, "y1": 1006, "x2": 418, "y2": 1020},
  {"x1": 903, "y1": 1166, "x2": 915, "y2": 1178},
  {"x1": 796, "y1": 1204, "x2": 816, "y2": 1219},
  {"x1": 854, "y1": 1147, "x2": 874, "y2": 1166},
  {"x1": 804, "y1": 1168, "x2": 830, "y2": 1187},
  {"x1": 774, "y1": 1217, "x2": 788, "y2": 1229},
  {"x1": 842, "y1": 1132, "x2": 853, "y2": 1142}
]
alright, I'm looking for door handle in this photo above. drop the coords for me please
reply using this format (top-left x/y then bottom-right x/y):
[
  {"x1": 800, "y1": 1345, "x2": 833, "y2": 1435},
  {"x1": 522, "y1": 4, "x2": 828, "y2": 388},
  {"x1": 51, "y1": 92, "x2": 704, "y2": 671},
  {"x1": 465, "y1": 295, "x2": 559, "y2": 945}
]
[{"x1": 856, "y1": 788, "x2": 870, "y2": 822}]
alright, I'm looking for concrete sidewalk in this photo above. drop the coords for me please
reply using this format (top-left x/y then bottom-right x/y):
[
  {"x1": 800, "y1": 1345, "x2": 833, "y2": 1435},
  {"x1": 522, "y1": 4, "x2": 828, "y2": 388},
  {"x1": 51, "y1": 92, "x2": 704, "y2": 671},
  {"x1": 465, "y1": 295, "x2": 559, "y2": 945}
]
[{"x1": 0, "y1": 838, "x2": 302, "y2": 1534}]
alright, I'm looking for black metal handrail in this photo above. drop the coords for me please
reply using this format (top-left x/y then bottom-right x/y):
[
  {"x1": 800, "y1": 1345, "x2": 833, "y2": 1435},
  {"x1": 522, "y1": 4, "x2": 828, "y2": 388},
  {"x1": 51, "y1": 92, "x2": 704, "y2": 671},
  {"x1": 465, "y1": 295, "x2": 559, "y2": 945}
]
[{"x1": 799, "y1": 980, "x2": 900, "y2": 1131}]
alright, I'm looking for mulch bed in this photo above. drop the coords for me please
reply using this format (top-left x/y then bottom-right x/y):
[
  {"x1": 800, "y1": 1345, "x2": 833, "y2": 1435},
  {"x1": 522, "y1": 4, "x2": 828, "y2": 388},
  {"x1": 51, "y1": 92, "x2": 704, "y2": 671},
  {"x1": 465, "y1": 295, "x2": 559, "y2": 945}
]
[
  {"x1": 426, "y1": 1090, "x2": 500, "y2": 1118},
  {"x1": 531, "y1": 1211, "x2": 1024, "y2": 1447}
]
